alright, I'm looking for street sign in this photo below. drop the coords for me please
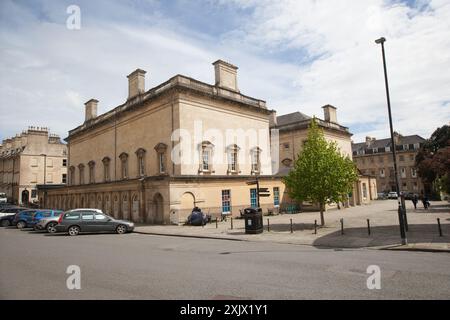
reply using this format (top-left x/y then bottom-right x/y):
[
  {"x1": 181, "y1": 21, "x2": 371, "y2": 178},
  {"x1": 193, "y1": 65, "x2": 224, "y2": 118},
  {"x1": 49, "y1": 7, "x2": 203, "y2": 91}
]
[
  {"x1": 259, "y1": 188, "x2": 269, "y2": 193},
  {"x1": 246, "y1": 180, "x2": 258, "y2": 185},
  {"x1": 259, "y1": 194, "x2": 271, "y2": 198}
]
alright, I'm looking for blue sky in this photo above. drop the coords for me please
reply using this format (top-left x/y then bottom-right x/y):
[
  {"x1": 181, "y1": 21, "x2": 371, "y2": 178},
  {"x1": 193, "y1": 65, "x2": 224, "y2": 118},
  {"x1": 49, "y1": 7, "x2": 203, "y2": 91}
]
[{"x1": 1, "y1": 0, "x2": 449, "y2": 143}]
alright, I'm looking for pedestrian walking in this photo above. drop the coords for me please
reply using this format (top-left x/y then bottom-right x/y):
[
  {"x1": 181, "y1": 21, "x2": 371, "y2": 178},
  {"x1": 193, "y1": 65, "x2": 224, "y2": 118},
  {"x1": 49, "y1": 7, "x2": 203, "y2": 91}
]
[
  {"x1": 422, "y1": 194, "x2": 430, "y2": 210},
  {"x1": 411, "y1": 194, "x2": 418, "y2": 210}
]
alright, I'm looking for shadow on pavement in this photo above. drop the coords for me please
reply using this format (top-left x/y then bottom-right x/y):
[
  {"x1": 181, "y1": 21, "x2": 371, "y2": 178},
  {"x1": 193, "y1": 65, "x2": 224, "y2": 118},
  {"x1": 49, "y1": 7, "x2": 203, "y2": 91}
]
[
  {"x1": 265, "y1": 223, "x2": 316, "y2": 232},
  {"x1": 312, "y1": 223, "x2": 450, "y2": 249}
]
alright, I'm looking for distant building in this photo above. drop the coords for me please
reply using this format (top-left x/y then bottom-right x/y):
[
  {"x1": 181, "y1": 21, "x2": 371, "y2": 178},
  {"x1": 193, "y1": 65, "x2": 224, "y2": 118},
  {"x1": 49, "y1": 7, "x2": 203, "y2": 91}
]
[
  {"x1": 0, "y1": 127, "x2": 68, "y2": 205},
  {"x1": 351, "y1": 132, "x2": 425, "y2": 194},
  {"x1": 271, "y1": 105, "x2": 377, "y2": 207}
]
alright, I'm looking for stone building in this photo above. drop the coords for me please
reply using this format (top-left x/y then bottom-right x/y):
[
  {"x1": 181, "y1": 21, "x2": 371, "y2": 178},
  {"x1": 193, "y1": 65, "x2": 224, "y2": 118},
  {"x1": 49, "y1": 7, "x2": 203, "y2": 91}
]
[
  {"x1": 352, "y1": 132, "x2": 425, "y2": 194},
  {"x1": 0, "y1": 127, "x2": 68, "y2": 205},
  {"x1": 39, "y1": 60, "x2": 286, "y2": 224},
  {"x1": 271, "y1": 105, "x2": 378, "y2": 207}
]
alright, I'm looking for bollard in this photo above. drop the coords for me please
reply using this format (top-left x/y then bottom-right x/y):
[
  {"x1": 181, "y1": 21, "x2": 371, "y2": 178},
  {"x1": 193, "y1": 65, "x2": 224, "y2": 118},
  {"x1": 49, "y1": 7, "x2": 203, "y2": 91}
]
[
  {"x1": 267, "y1": 218, "x2": 270, "y2": 232},
  {"x1": 340, "y1": 218, "x2": 344, "y2": 235},
  {"x1": 367, "y1": 219, "x2": 371, "y2": 236},
  {"x1": 215, "y1": 218, "x2": 218, "y2": 229},
  {"x1": 231, "y1": 217, "x2": 233, "y2": 230},
  {"x1": 314, "y1": 220, "x2": 317, "y2": 235},
  {"x1": 290, "y1": 219, "x2": 293, "y2": 233},
  {"x1": 437, "y1": 218, "x2": 443, "y2": 237}
]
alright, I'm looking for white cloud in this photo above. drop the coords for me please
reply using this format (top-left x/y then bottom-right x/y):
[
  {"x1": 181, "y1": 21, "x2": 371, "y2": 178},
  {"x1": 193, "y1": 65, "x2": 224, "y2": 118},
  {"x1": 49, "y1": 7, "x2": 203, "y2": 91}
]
[
  {"x1": 218, "y1": 0, "x2": 450, "y2": 141},
  {"x1": 0, "y1": 0, "x2": 449, "y2": 144}
]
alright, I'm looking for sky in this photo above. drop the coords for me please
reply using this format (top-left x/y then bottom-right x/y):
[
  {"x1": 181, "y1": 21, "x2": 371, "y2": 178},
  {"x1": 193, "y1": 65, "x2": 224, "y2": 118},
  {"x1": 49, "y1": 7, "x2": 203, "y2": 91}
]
[{"x1": 0, "y1": 0, "x2": 449, "y2": 143}]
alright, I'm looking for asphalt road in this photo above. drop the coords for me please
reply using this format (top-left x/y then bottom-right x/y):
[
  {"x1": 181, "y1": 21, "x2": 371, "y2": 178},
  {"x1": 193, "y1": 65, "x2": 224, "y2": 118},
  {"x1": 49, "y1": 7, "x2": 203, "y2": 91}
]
[{"x1": 1, "y1": 227, "x2": 449, "y2": 299}]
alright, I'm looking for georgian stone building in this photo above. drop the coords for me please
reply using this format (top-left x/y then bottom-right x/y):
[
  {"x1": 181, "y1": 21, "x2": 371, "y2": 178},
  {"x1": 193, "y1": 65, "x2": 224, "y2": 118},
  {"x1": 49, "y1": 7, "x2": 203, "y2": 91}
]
[
  {"x1": 271, "y1": 106, "x2": 377, "y2": 207},
  {"x1": 0, "y1": 127, "x2": 67, "y2": 205},
  {"x1": 352, "y1": 133, "x2": 425, "y2": 194},
  {"x1": 39, "y1": 60, "x2": 286, "y2": 224}
]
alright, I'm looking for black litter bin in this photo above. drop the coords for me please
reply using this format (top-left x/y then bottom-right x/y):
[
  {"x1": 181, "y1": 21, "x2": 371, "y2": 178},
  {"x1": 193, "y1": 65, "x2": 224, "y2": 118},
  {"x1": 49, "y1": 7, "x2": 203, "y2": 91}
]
[{"x1": 243, "y1": 207, "x2": 263, "y2": 234}]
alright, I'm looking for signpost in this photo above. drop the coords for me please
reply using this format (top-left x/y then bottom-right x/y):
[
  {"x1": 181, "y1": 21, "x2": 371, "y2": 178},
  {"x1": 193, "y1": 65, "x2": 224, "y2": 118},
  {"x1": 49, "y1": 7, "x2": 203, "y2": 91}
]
[{"x1": 246, "y1": 176, "x2": 271, "y2": 207}]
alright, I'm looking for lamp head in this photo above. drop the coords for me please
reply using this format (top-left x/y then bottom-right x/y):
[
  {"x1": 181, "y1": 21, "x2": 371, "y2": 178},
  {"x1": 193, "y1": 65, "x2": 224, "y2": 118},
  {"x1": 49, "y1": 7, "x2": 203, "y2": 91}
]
[{"x1": 375, "y1": 37, "x2": 386, "y2": 44}]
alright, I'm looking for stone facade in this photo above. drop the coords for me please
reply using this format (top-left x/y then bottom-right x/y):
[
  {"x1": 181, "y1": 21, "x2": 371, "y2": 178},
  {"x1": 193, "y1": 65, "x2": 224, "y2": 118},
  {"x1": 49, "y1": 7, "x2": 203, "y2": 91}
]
[
  {"x1": 352, "y1": 133, "x2": 425, "y2": 194},
  {"x1": 39, "y1": 60, "x2": 286, "y2": 224},
  {"x1": 0, "y1": 127, "x2": 67, "y2": 205},
  {"x1": 271, "y1": 106, "x2": 377, "y2": 207},
  {"x1": 38, "y1": 60, "x2": 378, "y2": 223}
]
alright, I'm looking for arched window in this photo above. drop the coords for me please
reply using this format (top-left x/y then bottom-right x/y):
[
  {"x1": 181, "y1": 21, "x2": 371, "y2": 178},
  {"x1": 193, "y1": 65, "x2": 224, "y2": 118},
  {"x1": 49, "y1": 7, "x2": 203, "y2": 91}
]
[
  {"x1": 88, "y1": 161, "x2": 95, "y2": 184},
  {"x1": 78, "y1": 164, "x2": 85, "y2": 185},
  {"x1": 135, "y1": 148, "x2": 146, "y2": 177},
  {"x1": 102, "y1": 157, "x2": 111, "y2": 182},
  {"x1": 199, "y1": 141, "x2": 214, "y2": 173},
  {"x1": 250, "y1": 147, "x2": 261, "y2": 174},
  {"x1": 227, "y1": 144, "x2": 240, "y2": 174},
  {"x1": 119, "y1": 153, "x2": 129, "y2": 179},
  {"x1": 154, "y1": 143, "x2": 168, "y2": 174}
]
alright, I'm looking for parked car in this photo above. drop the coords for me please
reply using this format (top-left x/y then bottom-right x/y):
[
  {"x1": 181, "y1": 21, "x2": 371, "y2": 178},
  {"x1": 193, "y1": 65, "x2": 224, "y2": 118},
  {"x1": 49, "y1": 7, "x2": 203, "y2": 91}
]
[
  {"x1": 13, "y1": 209, "x2": 38, "y2": 229},
  {"x1": 0, "y1": 192, "x2": 7, "y2": 204},
  {"x1": 377, "y1": 193, "x2": 388, "y2": 200},
  {"x1": 403, "y1": 192, "x2": 416, "y2": 200},
  {"x1": 0, "y1": 206, "x2": 27, "y2": 218},
  {"x1": 54, "y1": 209, "x2": 134, "y2": 236},
  {"x1": 387, "y1": 192, "x2": 398, "y2": 199},
  {"x1": 0, "y1": 207, "x2": 29, "y2": 227},
  {"x1": 35, "y1": 213, "x2": 64, "y2": 233},
  {"x1": 32, "y1": 210, "x2": 64, "y2": 230}
]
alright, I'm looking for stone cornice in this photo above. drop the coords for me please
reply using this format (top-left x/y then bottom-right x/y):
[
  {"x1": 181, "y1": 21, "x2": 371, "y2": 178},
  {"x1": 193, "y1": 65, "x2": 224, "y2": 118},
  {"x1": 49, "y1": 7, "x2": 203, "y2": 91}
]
[{"x1": 66, "y1": 75, "x2": 271, "y2": 142}]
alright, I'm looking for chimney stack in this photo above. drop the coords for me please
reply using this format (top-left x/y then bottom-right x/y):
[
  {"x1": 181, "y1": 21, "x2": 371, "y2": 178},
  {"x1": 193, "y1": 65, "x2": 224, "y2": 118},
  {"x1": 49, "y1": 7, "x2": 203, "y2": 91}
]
[
  {"x1": 269, "y1": 111, "x2": 278, "y2": 127},
  {"x1": 322, "y1": 104, "x2": 337, "y2": 123},
  {"x1": 127, "y1": 69, "x2": 146, "y2": 99},
  {"x1": 85, "y1": 99, "x2": 98, "y2": 122},
  {"x1": 212, "y1": 60, "x2": 239, "y2": 92}
]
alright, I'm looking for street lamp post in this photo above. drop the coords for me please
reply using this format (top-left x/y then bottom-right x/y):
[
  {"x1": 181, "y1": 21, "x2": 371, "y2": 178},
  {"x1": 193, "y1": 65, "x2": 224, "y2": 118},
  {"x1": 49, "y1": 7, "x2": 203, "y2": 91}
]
[{"x1": 375, "y1": 37, "x2": 407, "y2": 245}]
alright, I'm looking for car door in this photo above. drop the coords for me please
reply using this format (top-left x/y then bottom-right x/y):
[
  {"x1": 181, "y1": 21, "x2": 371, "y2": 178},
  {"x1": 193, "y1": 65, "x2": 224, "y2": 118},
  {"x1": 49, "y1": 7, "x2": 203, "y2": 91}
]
[
  {"x1": 80, "y1": 211, "x2": 96, "y2": 232},
  {"x1": 92, "y1": 213, "x2": 115, "y2": 232}
]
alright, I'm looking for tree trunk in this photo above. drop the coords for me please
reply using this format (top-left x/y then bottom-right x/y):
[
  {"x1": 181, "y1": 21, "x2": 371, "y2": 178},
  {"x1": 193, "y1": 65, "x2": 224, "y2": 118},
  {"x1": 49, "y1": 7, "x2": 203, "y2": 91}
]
[{"x1": 320, "y1": 202, "x2": 325, "y2": 226}]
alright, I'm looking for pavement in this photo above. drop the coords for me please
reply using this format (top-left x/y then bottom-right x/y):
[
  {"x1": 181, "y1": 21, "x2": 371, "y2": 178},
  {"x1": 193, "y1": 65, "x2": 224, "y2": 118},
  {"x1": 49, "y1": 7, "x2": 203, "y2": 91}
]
[
  {"x1": 1, "y1": 227, "x2": 450, "y2": 299},
  {"x1": 134, "y1": 200, "x2": 450, "y2": 253}
]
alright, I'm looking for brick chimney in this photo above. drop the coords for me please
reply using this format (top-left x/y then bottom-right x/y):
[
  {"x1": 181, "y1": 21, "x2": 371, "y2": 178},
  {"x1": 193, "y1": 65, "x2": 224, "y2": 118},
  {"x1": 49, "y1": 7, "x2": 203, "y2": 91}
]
[
  {"x1": 322, "y1": 104, "x2": 337, "y2": 123},
  {"x1": 85, "y1": 99, "x2": 98, "y2": 122},
  {"x1": 127, "y1": 69, "x2": 146, "y2": 99},
  {"x1": 213, "y1": 60, "x2": 239, "y2": 92}
]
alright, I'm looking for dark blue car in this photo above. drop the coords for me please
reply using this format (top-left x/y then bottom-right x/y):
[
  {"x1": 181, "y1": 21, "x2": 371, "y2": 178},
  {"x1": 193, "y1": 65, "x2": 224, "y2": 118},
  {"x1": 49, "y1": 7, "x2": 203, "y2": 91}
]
[{"x1": 14, "y1": 209, "x2": 62, "y2": 229}]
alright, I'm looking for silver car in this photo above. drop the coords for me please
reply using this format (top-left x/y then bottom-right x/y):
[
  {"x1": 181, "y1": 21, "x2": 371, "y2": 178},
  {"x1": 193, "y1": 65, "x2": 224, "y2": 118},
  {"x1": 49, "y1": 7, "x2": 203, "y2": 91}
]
[{"x1": 35, "y1": 215, "x2": 62, "y2": 233}]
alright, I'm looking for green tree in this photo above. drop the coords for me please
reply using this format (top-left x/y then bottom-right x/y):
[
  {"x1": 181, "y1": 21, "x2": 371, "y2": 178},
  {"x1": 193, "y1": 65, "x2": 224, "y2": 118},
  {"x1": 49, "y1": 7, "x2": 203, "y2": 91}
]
[
  {"x1": 416, "y1": 125, "x2": 450, "y2": 196},
  {"x1": 283, "y1": 118, "x2": 358, "y2": 226}
]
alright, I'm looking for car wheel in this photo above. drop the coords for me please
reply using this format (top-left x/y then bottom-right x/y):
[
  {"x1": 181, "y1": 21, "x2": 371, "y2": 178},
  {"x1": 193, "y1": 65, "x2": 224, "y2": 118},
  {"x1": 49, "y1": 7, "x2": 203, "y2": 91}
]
[
  {"x1": 47, "y1": 222, "x2": 57, "y2": 233},
  {"x1": 1, "y1": 220, "x2": 10, "y2": 227},
  {"x1": 16, "y1": 221, "x2": 26, "y2": 229},
  {"x1": 116, "y1": 225, "x2": 127, "y2": 234},
  {"x1": 68, "y1": 226, "x2": 80, "y2": 236}
]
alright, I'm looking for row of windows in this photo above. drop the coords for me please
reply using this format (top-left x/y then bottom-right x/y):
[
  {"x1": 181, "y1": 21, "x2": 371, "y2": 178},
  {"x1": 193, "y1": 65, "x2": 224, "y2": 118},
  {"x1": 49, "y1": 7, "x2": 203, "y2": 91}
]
[
  {"x1": 356, "y1": 153, "x2": 416, "y2": 165},
  {"x1": 69, "y1": 145, "x2": 167, "y2": 185},
  {"x1": 354, "y1": 143, "x2": 420, "y2": 156},
  {"x1": 369, "y1": 167, "x2": 417, "y2": 178},
  {"x1": 199, "y1": 142, "x2": 261, "y2": 174},
  {"x1": 29, "y1": 158, "x2": 67, "y2": 167},
  {"x1": 221, "y1": 187, "x2": 280, "y2": 213},
  {"x1": 69, "y1": 143, "x2": 263, "y2": 185}
]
